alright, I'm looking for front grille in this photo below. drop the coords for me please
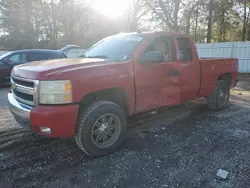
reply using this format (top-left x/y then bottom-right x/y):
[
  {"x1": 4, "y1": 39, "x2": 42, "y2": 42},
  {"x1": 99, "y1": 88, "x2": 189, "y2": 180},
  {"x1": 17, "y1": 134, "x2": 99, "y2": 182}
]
[
  {"x1": 13, "y1": 90, "x2": 33, "y2": 102},
  {"x1": 12, "y1": 77, "x2": 34, "y2": 88},
  {"x1": 11, "y1": 76, "x2": 39, "y2": 106}
]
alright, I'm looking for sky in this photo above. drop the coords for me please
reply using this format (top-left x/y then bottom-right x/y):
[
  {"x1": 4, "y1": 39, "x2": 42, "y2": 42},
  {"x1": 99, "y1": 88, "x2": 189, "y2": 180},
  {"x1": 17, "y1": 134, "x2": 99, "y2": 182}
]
[
  {"x1": 0, "y1": 0, "x2": 131, "y2": 36},
  {"x1": 90, "y1": 0, "x2": 130, "y2": 18}
]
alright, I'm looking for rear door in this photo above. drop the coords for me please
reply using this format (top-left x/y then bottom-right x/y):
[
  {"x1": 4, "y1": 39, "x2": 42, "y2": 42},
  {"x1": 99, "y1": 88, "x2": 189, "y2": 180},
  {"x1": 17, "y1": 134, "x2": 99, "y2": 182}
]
[
  {"x1": 175, "y1": 37, "x2": 201, "y2": 101},
  {"x1": 26, "y1": 52, "x2": 49, "y2": 62}
]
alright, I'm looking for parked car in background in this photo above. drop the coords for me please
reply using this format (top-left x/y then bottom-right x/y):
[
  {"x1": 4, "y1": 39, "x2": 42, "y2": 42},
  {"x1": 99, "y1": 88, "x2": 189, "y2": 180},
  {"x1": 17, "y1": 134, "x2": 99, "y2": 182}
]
[
  {"x1": 78, "y1": 50, "x2": 88, "y2": 58},
  {"x1": 0, "y1": 45, "x2": 80, "y2": 85}
]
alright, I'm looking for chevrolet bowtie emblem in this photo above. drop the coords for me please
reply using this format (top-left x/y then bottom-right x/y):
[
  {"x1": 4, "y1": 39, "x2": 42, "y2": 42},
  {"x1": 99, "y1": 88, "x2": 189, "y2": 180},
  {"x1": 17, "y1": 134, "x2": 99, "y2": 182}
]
[{"x1": 12, "y1": 83, "x2": 17, "y2": 90}]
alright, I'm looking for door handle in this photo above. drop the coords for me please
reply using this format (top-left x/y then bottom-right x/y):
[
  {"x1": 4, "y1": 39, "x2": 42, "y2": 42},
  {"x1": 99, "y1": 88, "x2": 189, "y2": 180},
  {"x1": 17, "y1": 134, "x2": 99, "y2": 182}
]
[{"x1": 168, "y1": 69, "x2": 180, "y2": 76}]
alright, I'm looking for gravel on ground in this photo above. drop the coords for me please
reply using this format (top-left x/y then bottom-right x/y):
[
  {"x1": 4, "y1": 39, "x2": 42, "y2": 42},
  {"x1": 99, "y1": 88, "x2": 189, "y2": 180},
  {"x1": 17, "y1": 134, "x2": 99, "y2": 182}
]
[{"x1": 0, "y1": 81, "x2": 250, "y2": 188}]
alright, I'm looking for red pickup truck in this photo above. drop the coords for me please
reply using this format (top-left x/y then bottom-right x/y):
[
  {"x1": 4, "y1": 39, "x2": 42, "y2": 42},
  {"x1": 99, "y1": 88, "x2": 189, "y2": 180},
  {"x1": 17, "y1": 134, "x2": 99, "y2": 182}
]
[{"x1": 8, "y1": 32, "x2": 238, "y2": 157}]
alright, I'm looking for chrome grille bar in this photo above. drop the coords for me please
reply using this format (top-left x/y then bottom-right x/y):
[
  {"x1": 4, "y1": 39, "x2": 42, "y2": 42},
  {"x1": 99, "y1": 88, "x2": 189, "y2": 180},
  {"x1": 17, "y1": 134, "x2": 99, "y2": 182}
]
[
  {"x1": 11, "y1": 76, "x2": 39, "y2": 106},
  {"x1": 12, "y1": 92, "x2": 34, "y2": 106},
  {"x1": 11, "y1": 80, "x2": 34, "y2": 95}
]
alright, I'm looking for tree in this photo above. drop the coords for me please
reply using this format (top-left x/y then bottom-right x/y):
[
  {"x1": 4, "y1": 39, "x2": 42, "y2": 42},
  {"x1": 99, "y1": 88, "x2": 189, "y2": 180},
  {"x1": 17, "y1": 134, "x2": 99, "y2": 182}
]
[
  {"x1": 242, "y1": 0, "x2": 247, "y2": 40},
  {"x1": 236, "y1": 0, "x2": 250, "y2": 41},
  {"x1": 145, "y1": 0, "x2": 181, "y2": 31},
  {"x1": 0, "y1": 0, "x2": 250, "y2": 50},
  {"x1": 210, "y1": 0, "x2": 243, "y2": 42},
  {"x1": 213, "y1": 0, "x2": 235, "y2": 42},
  {"x1": 145, "y1": 0, "x2": 201, "y2": 34},
  {"x1": 207, "y1": 0, "x2": 214, "y2": 43},
  {"x1": 122, "y1": 0, "x2": 148, "y2": 32}
]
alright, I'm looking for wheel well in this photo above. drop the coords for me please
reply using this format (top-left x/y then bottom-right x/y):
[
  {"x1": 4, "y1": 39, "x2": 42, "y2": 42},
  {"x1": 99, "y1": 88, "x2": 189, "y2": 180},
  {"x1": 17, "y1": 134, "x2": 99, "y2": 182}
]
[
  {"x1": 218, "y1": 73, "x2": 232, "y2": 85},
  {"x1": 79, "y1": 88, "x2": 129, "y2": 115}
]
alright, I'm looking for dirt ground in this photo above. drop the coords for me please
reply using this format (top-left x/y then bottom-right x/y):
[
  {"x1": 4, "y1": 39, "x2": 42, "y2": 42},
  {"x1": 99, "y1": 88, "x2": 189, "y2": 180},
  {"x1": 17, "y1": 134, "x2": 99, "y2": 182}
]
[{"x1": 1, "y1": 78, "x2": 250, "y2": 188}]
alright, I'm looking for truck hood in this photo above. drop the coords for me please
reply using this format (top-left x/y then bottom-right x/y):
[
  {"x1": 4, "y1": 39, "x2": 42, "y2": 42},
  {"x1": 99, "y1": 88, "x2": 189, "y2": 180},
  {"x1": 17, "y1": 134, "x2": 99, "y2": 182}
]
[{"x1": 12, "y1": 58, "x2": 110, "y2": 80}]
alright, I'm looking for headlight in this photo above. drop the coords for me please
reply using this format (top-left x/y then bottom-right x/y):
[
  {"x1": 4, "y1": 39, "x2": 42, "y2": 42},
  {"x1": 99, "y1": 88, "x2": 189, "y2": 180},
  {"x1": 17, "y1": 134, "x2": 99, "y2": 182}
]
[{"x1": 39, "y1": 80, "x2": 72, "y2": 104}]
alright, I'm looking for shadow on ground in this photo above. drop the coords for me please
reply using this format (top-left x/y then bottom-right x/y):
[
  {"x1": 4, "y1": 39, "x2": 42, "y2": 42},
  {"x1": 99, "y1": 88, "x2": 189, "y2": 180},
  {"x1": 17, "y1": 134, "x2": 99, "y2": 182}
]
[{"x1": 1, "y1": 83, "x2": 250, "y2": 188}]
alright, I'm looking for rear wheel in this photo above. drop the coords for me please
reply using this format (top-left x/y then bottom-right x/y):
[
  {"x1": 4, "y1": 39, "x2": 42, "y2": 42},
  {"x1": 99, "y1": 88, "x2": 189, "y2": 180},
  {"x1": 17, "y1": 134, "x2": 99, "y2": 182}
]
[
  {"x1": 207, "y1": 80, "x2": 230, "y2": 110},
  {"x1": 75, "y1": 101, "x2": 127, "y2": 157}
]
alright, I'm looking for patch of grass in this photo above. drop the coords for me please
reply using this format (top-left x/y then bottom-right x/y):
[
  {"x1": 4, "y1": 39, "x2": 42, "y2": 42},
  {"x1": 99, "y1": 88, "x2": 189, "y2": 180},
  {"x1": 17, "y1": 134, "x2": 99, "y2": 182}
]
[{"x1": 231, "y1": 89, "x2": 250, "y2": 96}]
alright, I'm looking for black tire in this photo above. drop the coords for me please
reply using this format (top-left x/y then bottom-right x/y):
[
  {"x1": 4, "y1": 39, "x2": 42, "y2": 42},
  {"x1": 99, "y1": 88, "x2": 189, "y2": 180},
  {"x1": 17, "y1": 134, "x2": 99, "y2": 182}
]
[
  {"x1": 75, "y1": 101, "x2": 127, "y2": 157},
  {"x1": 207, "y1": 79, "x2": 230, "y2": 110}
]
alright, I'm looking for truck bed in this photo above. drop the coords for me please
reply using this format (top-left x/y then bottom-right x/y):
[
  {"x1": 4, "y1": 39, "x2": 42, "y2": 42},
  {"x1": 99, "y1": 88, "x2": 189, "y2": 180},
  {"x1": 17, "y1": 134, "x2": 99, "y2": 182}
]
[{"x1": 198, "y1": 58, "x2": 238, "y2": 97}]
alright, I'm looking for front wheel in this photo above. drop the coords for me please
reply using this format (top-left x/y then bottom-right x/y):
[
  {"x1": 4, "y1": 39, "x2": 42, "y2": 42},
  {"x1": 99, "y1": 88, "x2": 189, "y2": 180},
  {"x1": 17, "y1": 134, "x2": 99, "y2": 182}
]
[
  {"x1": 207, "y1": 80, "x2": 230, "y2": 110},
  {"x1": 75, "y1": 101, "x2": 127, "y2": 157}
]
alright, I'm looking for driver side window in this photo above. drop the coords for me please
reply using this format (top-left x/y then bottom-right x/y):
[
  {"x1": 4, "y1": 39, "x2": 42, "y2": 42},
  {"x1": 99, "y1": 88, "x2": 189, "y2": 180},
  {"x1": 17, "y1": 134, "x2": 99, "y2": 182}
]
[
  {"x1": 6, "y1": 53, "x2": 27, "y2": 64},
  {"x1": 9, "y1": 54, "x2": 19, "y2": 62},
  {"x1": 144, "y1": 36, "x2": 173, "y2": 62}
]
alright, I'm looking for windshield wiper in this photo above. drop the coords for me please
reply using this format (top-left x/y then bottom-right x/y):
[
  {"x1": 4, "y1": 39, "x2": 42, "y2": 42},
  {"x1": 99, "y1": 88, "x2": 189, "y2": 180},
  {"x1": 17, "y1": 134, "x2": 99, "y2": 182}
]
[{"x1": 86, "y1": 55, "x2": 111, "y2": 59}]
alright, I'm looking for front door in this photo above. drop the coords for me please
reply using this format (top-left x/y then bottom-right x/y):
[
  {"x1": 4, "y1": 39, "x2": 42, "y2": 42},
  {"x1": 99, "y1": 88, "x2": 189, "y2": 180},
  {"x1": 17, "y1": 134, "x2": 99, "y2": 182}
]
[
  {"x1": 0, "y1": 53, "x2": 27, "y2": 83},
  {"x1": 0, "y1": 62, "x2": 11, "y2": 84},
  {"x1": 134, "y1": 34, "x2": 181, "y2": 113}
]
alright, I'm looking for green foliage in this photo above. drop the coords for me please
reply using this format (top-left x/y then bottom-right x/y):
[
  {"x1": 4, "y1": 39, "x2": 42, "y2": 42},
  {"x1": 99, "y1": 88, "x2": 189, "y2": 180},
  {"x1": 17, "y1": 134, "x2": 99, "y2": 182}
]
[
  {"x1": 0, "y1": 0, "x2": 249, "y2": 50},
  {"x1": 0, "y1": 0, "x2": 124, "y2": 49}
]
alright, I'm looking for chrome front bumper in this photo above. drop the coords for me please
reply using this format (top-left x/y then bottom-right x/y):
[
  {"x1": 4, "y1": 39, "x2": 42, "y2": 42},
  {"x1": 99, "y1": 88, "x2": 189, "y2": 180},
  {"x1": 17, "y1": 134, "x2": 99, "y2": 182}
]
[{"x1": 8, "y1": 93, "x2": 32, "y2": 130}]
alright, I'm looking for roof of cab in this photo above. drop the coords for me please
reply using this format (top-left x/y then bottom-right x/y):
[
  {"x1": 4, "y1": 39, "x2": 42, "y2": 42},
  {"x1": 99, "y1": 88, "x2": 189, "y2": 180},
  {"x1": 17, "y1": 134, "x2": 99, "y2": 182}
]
[
  {"x1": 13, "y1": 49, "x2": 60, "y2": 53},
  {"x1": 140, "y1": 31, "x2": 188, "y2": 36},
  {"x1": 116, "y1": 31, "x2": 188, "y2": 37}
]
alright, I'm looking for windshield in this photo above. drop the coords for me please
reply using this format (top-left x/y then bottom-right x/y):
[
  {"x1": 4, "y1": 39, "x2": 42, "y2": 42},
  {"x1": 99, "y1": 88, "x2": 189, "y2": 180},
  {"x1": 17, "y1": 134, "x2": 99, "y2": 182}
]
[{"x1": 84, "y1": 34, "x2": 144, "y2": 61}]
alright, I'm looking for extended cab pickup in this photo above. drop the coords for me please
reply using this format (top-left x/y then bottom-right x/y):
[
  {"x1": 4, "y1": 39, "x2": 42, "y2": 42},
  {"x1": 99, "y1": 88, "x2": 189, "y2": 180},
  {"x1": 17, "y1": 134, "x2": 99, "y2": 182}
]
[{"x1": 8, "y1": 32, "x2": 238, "y2": 157}]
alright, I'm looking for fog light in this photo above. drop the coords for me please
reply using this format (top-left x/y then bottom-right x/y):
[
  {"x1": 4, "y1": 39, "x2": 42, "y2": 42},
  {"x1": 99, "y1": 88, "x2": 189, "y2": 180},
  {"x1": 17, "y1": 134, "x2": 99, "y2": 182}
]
[{"x1": 39, "y1": 127, "x2": 51, "y2": 134}]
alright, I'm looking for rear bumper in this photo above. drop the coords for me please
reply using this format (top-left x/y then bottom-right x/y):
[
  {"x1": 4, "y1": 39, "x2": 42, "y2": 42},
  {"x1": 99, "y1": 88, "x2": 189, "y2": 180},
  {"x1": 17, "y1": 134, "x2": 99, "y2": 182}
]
[{"x1": 8, "y1": 93, "x2": 79, "y2": 138}]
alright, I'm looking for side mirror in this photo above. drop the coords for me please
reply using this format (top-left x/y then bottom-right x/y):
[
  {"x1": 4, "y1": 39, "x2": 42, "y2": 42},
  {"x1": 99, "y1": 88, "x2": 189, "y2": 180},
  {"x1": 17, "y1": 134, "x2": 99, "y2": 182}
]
[{"x1": 141, "y1": 51, "x2": 164, "y2": 64}]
